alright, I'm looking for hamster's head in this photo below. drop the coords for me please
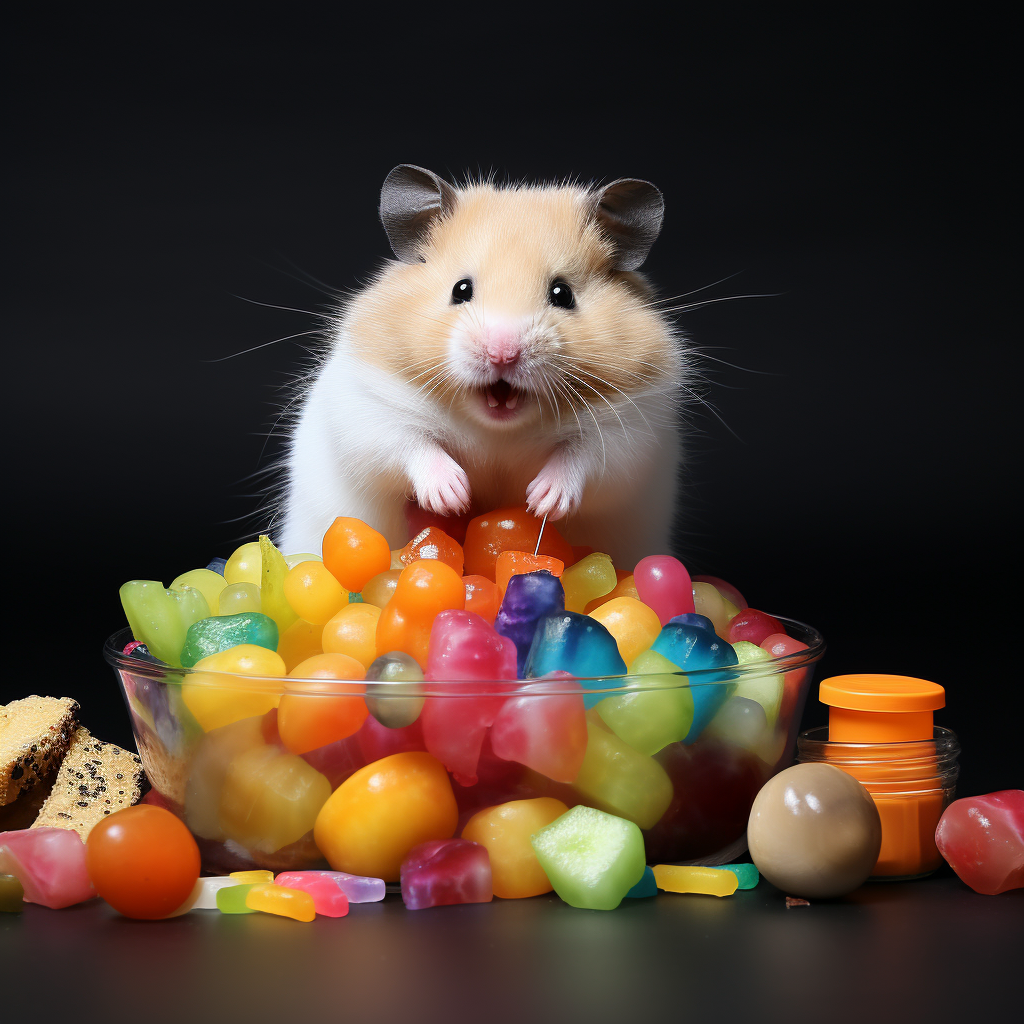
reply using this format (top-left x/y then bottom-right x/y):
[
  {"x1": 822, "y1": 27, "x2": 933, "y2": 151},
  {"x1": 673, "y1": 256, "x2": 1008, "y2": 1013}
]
[{"x1": 346, "y1": 165, "x2": 678, "y2": 432}]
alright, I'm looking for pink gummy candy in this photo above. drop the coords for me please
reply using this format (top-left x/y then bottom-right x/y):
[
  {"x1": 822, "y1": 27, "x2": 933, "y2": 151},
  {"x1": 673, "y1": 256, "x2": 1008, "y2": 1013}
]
[
  {"x1": 634, "y1": 556, "x2": 695, "y2": 626},
  {"x1": 0, "y1": 827, "x2": 95, "y2": 909},
  {"x1": 934, "y1": 790, "x2": 1024, "y2": 895},
  {"x1": 421, "y1": 611, "x2": 516, "y2": 785},
  {"x1": 400, "y1": 838, "x2": 493, "y2": 910},
  {"x1": 425, "y1": 610, "x2": 518, "y2": 682},
  {"x1": 490, "y1": 674, "x2": 588, "y2": 783},
  {"x1": 276, "y1": 869, "x2": 386, "y2": 906}
]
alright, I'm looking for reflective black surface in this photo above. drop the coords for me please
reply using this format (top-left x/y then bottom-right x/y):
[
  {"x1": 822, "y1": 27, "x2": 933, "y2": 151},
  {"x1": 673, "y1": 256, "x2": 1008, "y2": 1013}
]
[{"x1": 2, "y1": 871, "x2": 1019, "y2": 1023}]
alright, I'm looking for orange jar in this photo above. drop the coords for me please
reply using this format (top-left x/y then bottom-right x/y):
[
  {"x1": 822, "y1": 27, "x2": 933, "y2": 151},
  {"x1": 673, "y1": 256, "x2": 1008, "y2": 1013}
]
[{"x1": 796, "y1": 675, "x2": 959, "y2": 879}]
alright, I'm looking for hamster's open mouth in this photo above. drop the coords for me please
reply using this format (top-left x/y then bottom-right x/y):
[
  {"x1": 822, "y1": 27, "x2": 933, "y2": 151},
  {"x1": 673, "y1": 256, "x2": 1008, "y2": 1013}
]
[{"x1": 479, "y1": 379, "x2": 525, "y2": 420}]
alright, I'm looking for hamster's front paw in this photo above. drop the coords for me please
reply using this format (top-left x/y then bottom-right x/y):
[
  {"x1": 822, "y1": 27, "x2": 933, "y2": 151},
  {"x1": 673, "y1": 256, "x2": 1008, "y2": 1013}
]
[
  {"x1": 527, "y1": 457, "x2": 585, "y2": 521},
  {"x1": 409, "y1": 449, "x2": 472, "y2": 516}
]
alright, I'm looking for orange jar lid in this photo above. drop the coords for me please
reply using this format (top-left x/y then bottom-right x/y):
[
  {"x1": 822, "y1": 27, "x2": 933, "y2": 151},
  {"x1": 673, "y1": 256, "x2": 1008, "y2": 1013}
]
[{"x1": 820, "y1": 675, "x2": 945, "y2": 713}]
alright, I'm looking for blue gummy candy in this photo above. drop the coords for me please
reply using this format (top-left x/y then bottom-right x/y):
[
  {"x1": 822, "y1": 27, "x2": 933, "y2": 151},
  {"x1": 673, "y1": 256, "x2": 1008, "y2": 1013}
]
[
  {"x1": 495, "y1": 571, "x2": 565, "y2": 677},
  {"x1": 206, "y1": 557, "x2": 228, "y2": 576},
  {"x1": 667, "y1": 613, "x2": 717, "y2": 635},
  {"x1": 524, "y1": 611, "x2": 627, "y2": 707},
  {"x1": 651, "y1": 622, "x2": 739, "y2": 741},
  {"x1": 625, "y1": 865, "x2": 657, "y2": 899}
]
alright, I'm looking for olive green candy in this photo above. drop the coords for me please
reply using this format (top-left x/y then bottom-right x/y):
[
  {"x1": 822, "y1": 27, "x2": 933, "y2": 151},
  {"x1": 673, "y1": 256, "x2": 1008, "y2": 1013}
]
[
  {"x1": 216, "y1": 883, "x2": 257, "y2": 914},
  {"x1": 364, "y1": 651, "x2": 425, "y2": 728},
  {"x1": 180, "y1": 612, "x2": 280, "y2": 668},
  {"x1": 0, "y1": 873, "x2": 25, "y2": 912},
  {"x1": 119, "y1": 580, "x2": 211, "y2": 667}
]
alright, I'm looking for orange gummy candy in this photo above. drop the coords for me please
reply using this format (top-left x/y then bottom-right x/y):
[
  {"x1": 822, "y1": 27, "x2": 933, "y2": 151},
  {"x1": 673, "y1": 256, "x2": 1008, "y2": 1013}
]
[
  {"x1": 464, "y1": 575, "x2": 502, "y2": 624},
  {"x1": 494, "y1": 551, "x2": 565, "y2": 593},
  {"x1": 278, "y1": 654, "x2": 368, "y2": 755},
  {"x1": 375, "y1": 560, "x2": 466, "y2": 669},
  {"x1": 322, "y1": 517, "x2": 392, "y2": 592},
  {"x1": 463, "y1": 505, "x2": 574, "y2": 581},
  {"x1": 399, "y1": 527, "x2": 464, "y2": 577}
]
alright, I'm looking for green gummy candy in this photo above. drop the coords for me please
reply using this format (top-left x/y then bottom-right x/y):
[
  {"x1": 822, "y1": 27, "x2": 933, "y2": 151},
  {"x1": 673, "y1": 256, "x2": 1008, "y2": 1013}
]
[
  {"x1": 718, "y1": 863, "x2": 760, "y2": 889},
  {"x1": 573, "y1": 712, "x2": 674, "y2": 829},
  {"x1": 259, "y1": 535, "x2": 297, "y2": 633},
  {"x1": 730, "y1": 642, "x2": 783, "y2": 726},
  {"x1": 597, "y1": 650, "x2": 694, "y2": 755},
  {"x1": 216, "y1": 883, "x2": 257, "y2": 914},
  {"x1": 0, "y1": 873, "x2": 25, "y2": 913},
  {"x1": 120, "y1": 580, "x2": 211, "y2": 667},
  {"x1": 180, "y1": 613, "x2": 280, "y2": 668},
  {"x1": 531, "y1": 805, "x2": 646, "y2": 911}
]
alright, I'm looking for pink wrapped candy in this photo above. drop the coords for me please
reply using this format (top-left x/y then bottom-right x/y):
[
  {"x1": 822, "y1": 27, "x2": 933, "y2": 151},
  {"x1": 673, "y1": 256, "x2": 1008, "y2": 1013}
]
[
  {"x1": 276, "y1": 868, "x2": 386, "y2": 907},
  {"x1": 0, "y1": 827, "x2": 95, "y2": 909},
  {"x1": 935, "y1": 790, "x2": 1024, "y2": 895},
  {"x1": 400, "y1": 838, "x2": 492, "y2": 910}
]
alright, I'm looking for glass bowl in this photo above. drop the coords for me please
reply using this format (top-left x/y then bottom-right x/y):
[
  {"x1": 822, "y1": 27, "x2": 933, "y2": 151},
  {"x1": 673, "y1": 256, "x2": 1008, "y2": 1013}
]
[{"x1": 105, "y1": 616, "x2": 825, "y2": 874}]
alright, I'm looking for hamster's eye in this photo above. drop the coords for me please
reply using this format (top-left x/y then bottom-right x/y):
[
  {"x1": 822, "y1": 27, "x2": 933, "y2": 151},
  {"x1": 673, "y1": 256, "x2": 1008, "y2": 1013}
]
[
  {"x1": 549, "y1": 279, "x2": 575, "y2": 310},
  {"x1": 451, "y1": 279, "x2": 473, "y2": 304}
]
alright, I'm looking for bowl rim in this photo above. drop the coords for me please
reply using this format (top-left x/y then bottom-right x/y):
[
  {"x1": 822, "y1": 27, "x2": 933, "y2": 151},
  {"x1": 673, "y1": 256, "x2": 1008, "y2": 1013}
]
[{"x1": 104, "y1": 614, "x2": 825, "y2": 697}]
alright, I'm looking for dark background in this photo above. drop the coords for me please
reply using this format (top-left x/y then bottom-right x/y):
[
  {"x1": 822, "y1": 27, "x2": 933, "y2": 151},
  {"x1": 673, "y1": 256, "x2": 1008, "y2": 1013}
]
[{"x1": 5, "y1": 10, "x2": 1019, "y2": 799}]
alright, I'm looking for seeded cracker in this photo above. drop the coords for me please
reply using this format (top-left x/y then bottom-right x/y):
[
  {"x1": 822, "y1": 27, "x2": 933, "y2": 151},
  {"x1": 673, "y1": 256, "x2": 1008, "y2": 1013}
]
[
  {"x1": 31, "y1": 727, "x2": 145, "y2": 840},
  {"x1": 0, "y1": 696, "x2": 79, "y2": 805}
]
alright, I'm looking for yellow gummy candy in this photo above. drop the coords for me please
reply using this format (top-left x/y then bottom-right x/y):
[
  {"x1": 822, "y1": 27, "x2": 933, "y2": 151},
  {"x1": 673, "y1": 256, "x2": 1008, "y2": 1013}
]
[
  {"x1": 225, "y1": 541, "x2": 263, "y2": 586},
  {"x1": 260, "y1": 535, "x2": 298, "y2": 633},
  {"x1": 561, "y1": 553, "x2": 617, "y2": 614},
  {"x1": 171, "y1": 568, "x2": 227, "y2": 616},
  {"x1": 245, "y1": 884, "x2": 316, "y2": 922},
  {"x1": 652, "y1": 864, "x2": 738, "y2": 897},
  {"x1": 218, "y1": 582, "x2": 262, "y2": 615},
  {"x1": 229, "y1": 869, "x2": 275, "y2": 884},
  {"x1": 182, "y1": 644, "x2": 286, "y2": 731}
]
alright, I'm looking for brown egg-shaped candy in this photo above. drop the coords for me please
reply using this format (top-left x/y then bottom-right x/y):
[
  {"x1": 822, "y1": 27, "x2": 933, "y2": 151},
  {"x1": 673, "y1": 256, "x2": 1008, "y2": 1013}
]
[
  {"x1": 362, "y1": 569, "x2": 402, "y2": 610},
  {"x1": 747, "y1": 763, "x2": 881, "y2": 898}
]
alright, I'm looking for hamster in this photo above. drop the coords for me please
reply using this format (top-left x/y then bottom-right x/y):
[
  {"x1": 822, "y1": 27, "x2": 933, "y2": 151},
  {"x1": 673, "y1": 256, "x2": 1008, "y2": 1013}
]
[{"x1": 277, "y1": 164, "x2": 687, "y2": 568}]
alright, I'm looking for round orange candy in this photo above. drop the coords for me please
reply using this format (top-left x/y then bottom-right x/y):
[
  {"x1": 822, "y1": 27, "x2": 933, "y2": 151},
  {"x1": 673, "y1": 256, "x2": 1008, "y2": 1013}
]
[
  {"x1": 86, "y1": 805, "x2": 201, "y2": 919},
  {"x1": 283, "y1": 561, "x2": 349, "y2": 625},
  {"x1": 278, "y1": 654, "x2": 368, "y2": 754},
  {"x1": 322, "y1": 602, "x2": 382, "y2": 668},
  {"x1": 322, "y1": 517, "x2": 392, "y2": 592},
  {"x1": 463, "y1": 505, "x2": 574, "y2": 580},
  {"x1": 314, "y1": 752, "x2": 458, "y2": 881},
  {"x1": 462, "y1": 798, "x2": 568, "y2": 898}
]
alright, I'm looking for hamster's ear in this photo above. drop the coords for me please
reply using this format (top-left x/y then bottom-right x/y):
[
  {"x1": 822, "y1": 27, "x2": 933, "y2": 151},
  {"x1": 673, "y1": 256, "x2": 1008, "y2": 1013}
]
[
  {"x1": 380, "y1": 164, "x2": 458, "y2": 263},
  {"x1": 589, "y1": 179, "x2": 664, "y2": 271}
]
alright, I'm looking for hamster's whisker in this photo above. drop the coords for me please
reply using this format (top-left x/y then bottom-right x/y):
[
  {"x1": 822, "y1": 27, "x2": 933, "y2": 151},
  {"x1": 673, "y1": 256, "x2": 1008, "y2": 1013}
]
[
  {"x1": 558, "y1": 369, "x2": 632, "y2": 443},
  {"x1": 229, "y1": 294, "x2": 329, "y2": 319},
  {"x1": 657, "y1": 293, "x2": 781, "y2": 315},
  {"x1": 561, "y1": 365, "x2": 656, "y2": 438},
  {"x1": 207, "y1": 329, "x2": 324, "y2": 363},
  {"x1": 558, "y1": 377, "x2": 607, "y2": 472},
  {"x1": 640, "y1": 272, "x2": 745, "y2": 310}
]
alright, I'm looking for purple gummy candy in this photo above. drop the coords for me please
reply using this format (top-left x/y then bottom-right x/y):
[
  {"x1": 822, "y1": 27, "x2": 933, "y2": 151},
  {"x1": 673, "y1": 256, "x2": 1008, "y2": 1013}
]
[
  {"x1": 495, "y1": 571, "x2": 566, "y2": 677},
  {"x1": 400, "y1": 839, "x2": 493, "y2": 910},
  {"x1": 276, "y1": 869, "x2": 386, "y2": 905},
  {"x1": 0, "y1": 827, "x2": 95, "y2": 909}
]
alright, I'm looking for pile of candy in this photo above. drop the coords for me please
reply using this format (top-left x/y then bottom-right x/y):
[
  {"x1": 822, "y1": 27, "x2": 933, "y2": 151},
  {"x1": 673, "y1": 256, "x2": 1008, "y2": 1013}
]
[
  {"x1": 0, "y1": 801, "x2": 763, "y2": 918},
  {"x1": 112, "y1": 505, "x2": 816, "y2": 884}
]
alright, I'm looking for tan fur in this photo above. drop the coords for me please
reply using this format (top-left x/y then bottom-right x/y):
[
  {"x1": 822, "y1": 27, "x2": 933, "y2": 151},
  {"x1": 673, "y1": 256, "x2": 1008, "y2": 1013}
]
[{"x1": 348, "y1": 183, "x2": 678, "y2": 419}]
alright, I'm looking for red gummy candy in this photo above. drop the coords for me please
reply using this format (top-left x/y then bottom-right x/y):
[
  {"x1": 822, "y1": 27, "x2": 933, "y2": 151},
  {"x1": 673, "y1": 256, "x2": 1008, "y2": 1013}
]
[
  {"x1": 400, "y1": 838, "x2": 493, "y2": 910},
  {"x1": 935, "y1": 790, "x2": 1024, "y2": 895},
  {"x1": 727, "y1": 609, "x2": 785, "y2": 646}
]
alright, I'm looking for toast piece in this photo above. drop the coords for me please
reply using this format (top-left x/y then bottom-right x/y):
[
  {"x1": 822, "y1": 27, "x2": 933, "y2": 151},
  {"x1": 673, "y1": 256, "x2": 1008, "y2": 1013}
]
[
  {"x1": 0, "y1": 696, "x2": 79, "y2": 806},
  {"x1": 31, "y1": 727, "x2": 146, "y2": 840}
]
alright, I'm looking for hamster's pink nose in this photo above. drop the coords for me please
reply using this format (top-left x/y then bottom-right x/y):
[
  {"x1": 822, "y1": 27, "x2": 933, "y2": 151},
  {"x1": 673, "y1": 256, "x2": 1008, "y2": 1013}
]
[{"x1": 484, "y1": 328, "x2": 522, "y2": 368}]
